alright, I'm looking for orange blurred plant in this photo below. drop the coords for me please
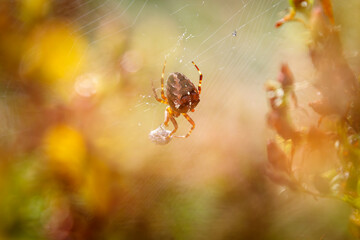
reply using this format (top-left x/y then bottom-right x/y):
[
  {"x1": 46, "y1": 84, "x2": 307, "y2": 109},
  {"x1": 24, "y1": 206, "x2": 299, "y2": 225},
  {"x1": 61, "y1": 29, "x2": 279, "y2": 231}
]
[{"x1": 267, "y1": 0, "x2": 360, "y2": 237}]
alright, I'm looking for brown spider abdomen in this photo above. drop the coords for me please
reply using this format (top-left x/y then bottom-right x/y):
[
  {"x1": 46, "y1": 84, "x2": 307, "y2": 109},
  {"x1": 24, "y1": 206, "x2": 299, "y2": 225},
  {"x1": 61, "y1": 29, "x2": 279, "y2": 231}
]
[{"x1": 166, "y1": 72, "x2": 200, "y2": 113}]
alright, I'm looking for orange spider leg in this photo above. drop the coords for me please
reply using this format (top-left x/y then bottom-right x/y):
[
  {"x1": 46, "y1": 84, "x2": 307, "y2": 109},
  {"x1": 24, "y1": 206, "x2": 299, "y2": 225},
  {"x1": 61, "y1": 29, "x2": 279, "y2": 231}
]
[
  {"x1": 163, "y1": 107, "x2": 178, "y2": 139},
  {"x1": 152, "y1": 60, "x2": 168, "y2": 104},
  {"x1": 175, "y1": 113, "x2": 195, "y2": 138},
  {"x1": 163, "y1": 107, "x2": 170, "y2": 127},
  {"x1": 192, "y1": 61, "x2": 203, "y2": 95},
  {"x1": 169, "y1": 117, "x2": 178, "y2": 138},
  {"x1": 161, "y1": 60, "x2": 167, "y2": 99},
  {"x1": 152, "y1": 81, "x2": 167, "y2": 104}
]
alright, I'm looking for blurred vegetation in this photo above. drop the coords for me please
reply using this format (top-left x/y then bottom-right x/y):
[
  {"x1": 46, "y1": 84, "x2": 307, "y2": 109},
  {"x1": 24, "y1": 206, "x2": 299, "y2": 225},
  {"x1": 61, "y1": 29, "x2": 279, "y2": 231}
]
[
  {"x1": 0, "y1": 0, "x2": 358, "y2": 239},
  {"x1": 266, "y1": 0, "x2": 360, "y2": 239}
]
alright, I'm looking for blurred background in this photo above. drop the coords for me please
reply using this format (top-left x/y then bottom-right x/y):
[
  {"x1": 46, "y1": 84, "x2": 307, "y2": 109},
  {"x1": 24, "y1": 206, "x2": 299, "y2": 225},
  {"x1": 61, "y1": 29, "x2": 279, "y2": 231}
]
[{"x1": 0, "y1": 0, "x2": 359, "y2": 239}]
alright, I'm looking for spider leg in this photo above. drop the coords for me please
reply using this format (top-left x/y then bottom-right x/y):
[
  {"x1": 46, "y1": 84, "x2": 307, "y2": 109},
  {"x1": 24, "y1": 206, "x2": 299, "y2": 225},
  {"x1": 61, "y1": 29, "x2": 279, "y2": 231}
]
[
  {"x1": 162, "y1": 107, "x2": 178, "y2": 139},
  {"x1": 151, "y1": 60, "x2": 169, "y2": 104},
  {"x1": 192, "y1": 61, "x2": 203, "y2": 95},
  {"x1": 168, "y1": 116, "x2": 178, "y2": 138},
  {"x1": 152, "y1": 81, "x2": 168, "y2": 104},
  {"x1": 175, "y1": 113, "x2": 195, "y2": 138},
  {"x1": 163, "y1": 107, "x2": 170, "y2": 127},
  {"x1": 161, "y1": 60, "x2": 167, "y2": 100}
]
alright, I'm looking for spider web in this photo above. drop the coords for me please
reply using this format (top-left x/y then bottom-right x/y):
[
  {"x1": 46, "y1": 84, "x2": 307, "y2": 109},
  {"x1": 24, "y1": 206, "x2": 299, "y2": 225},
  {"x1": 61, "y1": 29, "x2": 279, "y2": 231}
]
[
  {"x1": 136, "y1": 0, "x2": 290, "y2": 152},
  {"x1": 71, "y1": 0, "x2": 297, "y2": 167},
  {"x1": 1, "y1": 0, "x2": 353, "y2": 239},
  {"x1": 0, "y1": 0, "x2": 298, "y2": 152}
]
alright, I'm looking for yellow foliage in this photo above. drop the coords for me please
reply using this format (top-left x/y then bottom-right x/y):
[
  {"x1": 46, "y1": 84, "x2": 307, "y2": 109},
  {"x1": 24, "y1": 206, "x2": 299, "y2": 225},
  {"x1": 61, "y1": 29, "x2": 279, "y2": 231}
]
[
  {"x1": 81, "y1": 158, "x2": 112, "y2": 215},
  {"x1": 22, "y1": 21, "x2": 88, "y2": 98},
  {"x1": 43, "y1": 124, "x2": 87, "y2": 182},
  {"x1": 18, "y1": 0, "x2": 50, "y2": 23}
]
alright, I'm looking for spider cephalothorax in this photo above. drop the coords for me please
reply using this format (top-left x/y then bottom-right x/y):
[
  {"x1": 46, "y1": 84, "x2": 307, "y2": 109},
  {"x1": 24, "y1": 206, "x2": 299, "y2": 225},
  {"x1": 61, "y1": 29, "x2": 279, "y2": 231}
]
[{"x1": 151, "y1": 60, "x2": 203, "y2": 141}]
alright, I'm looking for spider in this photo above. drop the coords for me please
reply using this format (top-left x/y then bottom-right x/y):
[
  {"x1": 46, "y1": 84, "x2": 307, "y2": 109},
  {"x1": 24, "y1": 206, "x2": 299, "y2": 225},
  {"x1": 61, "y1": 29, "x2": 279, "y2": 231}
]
[{"x1": 152, "y1": 60, "x2": 203, "y2": 140}]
